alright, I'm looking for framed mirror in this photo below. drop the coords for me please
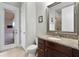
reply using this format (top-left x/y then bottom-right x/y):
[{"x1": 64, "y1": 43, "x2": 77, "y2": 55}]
[{"x1": 47, "y1": 2, "x2": 78, "y2": 33}]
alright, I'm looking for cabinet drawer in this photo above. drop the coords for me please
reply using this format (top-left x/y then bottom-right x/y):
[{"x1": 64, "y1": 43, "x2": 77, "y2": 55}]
[
  {"x1": 46, "y1": 41, "x2": 72, "y2": 56},
  {"x1": 38, "y1": 38, "x2": 45, "y2": 44},
  {"x1": 38, "y1": 43, "x2": 44, "y2": 49},
  {"x1": 38, "y1": 38, "x2": 45, "y2": 49},
  {"x1": 46, "y1": 41, "x2": 55, "y2": 47}
]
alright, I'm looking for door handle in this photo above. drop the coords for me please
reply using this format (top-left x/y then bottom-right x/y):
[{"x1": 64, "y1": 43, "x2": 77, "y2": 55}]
[
  {"x1": 14, "y1": 30, "x2": 17, "y2": 34},
  {"x1": 45, "y1": 49, "x2": 47, "y2": 51}
]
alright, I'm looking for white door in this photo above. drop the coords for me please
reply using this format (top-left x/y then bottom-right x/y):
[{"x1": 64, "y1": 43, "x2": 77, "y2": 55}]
[
  {"x1": 21, "y1": 3, "x2": 26, "y2": 50},
  {"x1": 0, "y1": 3, "x2": 20, "y2": 51}
]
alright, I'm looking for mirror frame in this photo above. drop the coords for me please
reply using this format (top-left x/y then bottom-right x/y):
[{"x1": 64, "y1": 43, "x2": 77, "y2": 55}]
[{"x1": 47, "y1": 2, "x2": 78, "y2": 34}]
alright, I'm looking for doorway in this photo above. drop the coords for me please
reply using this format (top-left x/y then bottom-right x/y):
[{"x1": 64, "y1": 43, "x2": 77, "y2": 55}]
[
  {"x1": 5, "y1": 9, "x2": 15, "y2": 45},
  {"x1": 0, "y1": 3, "x2": 20, "y2": 51}
]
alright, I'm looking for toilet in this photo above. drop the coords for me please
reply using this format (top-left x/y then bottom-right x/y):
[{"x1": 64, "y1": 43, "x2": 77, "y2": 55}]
[{"x1": 26, "y1": 38, "x2": 38, "y2": 57}]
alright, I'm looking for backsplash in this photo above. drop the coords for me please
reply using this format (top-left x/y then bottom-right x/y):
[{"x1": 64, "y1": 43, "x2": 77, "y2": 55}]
[{"x1": 47, "y1": 32, "x2": 78, "y2": 39}]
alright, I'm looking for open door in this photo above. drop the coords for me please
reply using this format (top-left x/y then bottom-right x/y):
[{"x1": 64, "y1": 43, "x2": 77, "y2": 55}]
[{"x1": 0, "y1": 3, "x2": 20, "y2": 51}]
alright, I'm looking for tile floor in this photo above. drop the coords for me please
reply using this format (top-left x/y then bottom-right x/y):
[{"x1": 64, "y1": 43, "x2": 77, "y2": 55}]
[{"x1": 0, "y1": 47, "x2": 27, "y2": 57}]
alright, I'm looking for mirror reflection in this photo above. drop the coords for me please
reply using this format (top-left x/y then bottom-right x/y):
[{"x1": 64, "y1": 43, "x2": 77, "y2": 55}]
[{"x1": 48, "y1": 2, "x2": 75, "y2": 32}]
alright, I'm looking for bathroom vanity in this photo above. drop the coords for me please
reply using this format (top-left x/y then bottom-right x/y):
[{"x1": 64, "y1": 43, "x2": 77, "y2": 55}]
[
  {"x1": 38, "y1": 35, "x2": 79, "y2": 57},
  {"x1": 37, "y1": 2, "x2": 79, "y2": 57}
]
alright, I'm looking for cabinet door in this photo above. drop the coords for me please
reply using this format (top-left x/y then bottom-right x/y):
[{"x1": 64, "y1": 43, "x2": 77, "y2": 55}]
[
  {"x1": 38, "y1": 48, "x2": 45, "y2": 57},
  {"x1": 38, "y1": 39, "x2": 45, "y2": 57},
  {"x1": 46, "y1": 47, "x2": 68, "y2": 57},
  {"x1": 46, "y1": 41, "x2": 72, "y2": 56},
  {"x1": 72, "y1": 49, "x2": 79, "y2": 57}
]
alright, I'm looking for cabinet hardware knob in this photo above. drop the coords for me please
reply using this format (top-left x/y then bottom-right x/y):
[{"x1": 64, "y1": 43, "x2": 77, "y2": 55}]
[{"x1": 45, "y1": 49, "x2": 47, "y2": 51}]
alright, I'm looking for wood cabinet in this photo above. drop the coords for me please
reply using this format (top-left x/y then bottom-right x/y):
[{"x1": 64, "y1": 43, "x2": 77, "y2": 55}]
[
  {"x1": 72, "y1": 49, "x2": 79, "y2": 57},
  {"x1": 38, "y1": 38, "x2": 79, "y2": 57},
  {"x1": 46, "y1": 47, "x2": 67, "y2": 57},
  {"x1": 38, "y1": 38, "x2": 45, "y2": 57},
  {"x1": 46, "y1": 41, "x2": 72, "y2": 57}
]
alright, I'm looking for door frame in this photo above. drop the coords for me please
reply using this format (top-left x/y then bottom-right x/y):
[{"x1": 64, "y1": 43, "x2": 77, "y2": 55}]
[{"x1": 0, "y1": 3, "x2": 20, "y2": 51}]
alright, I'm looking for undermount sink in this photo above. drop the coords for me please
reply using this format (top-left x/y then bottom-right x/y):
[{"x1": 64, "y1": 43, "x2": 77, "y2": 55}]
[{"x1": 47, "y1": 37, "x2": 61, "y2": 40}]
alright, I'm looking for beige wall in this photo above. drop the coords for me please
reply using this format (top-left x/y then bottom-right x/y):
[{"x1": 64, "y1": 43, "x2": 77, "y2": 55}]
[
  {"x1": 21, "y1": 2, "x2": 48, "y2": 49},
  {"x1": 36, "y1": 2, "x2": 47, "y2": 36},
  {"x1": 21, "y1": 2, "x2": 37, "y2": 48}
]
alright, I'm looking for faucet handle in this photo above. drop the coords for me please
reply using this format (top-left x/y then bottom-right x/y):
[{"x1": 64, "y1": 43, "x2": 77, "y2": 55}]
[{"x1": 59, "y1": 34, "x2": 62, "y2": 37}]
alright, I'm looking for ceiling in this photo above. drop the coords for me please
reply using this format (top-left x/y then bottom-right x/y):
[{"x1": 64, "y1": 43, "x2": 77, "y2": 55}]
[{"x1": 3, "y1": 2, "x2": 22, "y2": 8}]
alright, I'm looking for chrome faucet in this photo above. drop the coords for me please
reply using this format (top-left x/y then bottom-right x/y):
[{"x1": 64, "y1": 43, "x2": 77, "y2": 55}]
[{"x1": 55, "y1": 32, "x2": 62, "y2": 38}]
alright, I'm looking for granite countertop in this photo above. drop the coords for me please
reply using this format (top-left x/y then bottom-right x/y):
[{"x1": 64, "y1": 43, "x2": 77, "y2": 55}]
[{"x1": 38, "y1": 35, "x2": 79, "y2": 50}]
